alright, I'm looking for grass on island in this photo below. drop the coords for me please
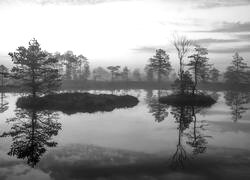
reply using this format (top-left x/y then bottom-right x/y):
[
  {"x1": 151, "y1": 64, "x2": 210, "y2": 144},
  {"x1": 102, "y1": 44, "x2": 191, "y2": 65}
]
[
  {"x1": 16, "y1": 92, "x2": 139, "y2": 114},
  {"x1": 159, "y1": 94, "x2": 216, "y2": 107}
]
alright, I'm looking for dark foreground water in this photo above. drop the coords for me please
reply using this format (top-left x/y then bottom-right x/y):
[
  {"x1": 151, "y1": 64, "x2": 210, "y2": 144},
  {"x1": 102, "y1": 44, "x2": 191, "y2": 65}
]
[{"x1": 0, "y1": 89, "x2": 250, "y2": 180}]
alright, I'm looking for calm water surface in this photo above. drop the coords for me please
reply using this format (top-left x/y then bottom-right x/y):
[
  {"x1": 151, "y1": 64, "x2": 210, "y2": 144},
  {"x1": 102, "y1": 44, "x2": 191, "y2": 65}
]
[{"x1": 0, "y1": 89, "x2": 250, "y2": 180}]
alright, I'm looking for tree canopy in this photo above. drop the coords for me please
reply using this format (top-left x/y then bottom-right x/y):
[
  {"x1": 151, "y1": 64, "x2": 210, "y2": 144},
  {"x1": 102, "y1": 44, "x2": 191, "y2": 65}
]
[{"x1": 9, "y1": 39, "x2": 61, "y2": 97}]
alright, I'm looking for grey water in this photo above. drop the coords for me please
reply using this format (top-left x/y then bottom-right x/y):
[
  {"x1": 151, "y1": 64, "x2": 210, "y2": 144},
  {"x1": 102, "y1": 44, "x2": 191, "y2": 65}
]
[{"x1": 0, "y1": 89, "x2": 250, "y2": 180}]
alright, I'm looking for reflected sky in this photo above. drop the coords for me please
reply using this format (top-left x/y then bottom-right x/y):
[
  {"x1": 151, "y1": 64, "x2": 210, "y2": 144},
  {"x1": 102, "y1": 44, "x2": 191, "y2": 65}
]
[{"x1": 0, "y1": 90, "x2": 250, "y2": 179}]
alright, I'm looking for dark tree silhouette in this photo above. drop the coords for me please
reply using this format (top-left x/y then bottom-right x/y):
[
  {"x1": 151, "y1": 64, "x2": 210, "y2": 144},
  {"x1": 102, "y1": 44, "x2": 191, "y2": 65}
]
[
  {"x1": 9, "y1": 39, "x2": 61, "y2": 98},
  {"x1": 0, "y1": 107, "x2": 61, "y2": 167},
  {"x1": 172, "y1": 71, "x2": 194, "y2": 95},
  {"x1": 147, "y1": 90, "x2": 169, "y2": 123},
  {"x1": 224, "y1": 91, "x2": 250, "y2": 122},
  {"x1": 187, "y1": 45, "x2": 210, "y2": 95},
  {"x1": 147, "y1": 49, "x2": 172, "y2": 83}
]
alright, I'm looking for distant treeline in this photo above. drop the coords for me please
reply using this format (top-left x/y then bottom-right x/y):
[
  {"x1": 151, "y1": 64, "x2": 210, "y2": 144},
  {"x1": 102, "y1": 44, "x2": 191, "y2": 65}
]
[
  {"x1": 1, "y1": 37, "x2": 250, "y2": 94},
  {"x1": 1, "y1": 80, "x2": 249, "y2": 92}
]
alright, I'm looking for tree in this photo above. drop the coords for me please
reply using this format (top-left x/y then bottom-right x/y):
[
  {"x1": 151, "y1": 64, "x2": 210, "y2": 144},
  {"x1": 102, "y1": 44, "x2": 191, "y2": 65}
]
[
  {"x1": 144, "y1": 65, "x2": 154, "y2": 82},
  {"x1": 209, "y1": 67, "x2": 220, "y2": 82},
  {"x1": 187, "y1": 45, "x2": 210, "y2": 95},
  {"x1": 132, "y1": 68, "x2": 141, "y2": 81},
  {"x1": 107, "y1": 66, "x2": 120, "y2": 81},
  {"x1": 9, "y1": 39, "x2": 61, "y2": 98},
  {"x1": 63, "y1": 51, "x2": 77, "y2": 80},
  {"x1": 77, "y1": 55, "x2": 90, "y2": 81},
  {"x1": 224, "y1": 52, "x2": 249, "y2": 84},
  {"x1": 93, "y1": 67, "x2": 110, "y2": 81},
  {"x1": 147, "y1": 49, "x2": 172, "y2": 83},
  {"x1": 172, "y1": 71, "x2": 194, "y2": 95},
  {"x1": 172, "y1": 35, "x2": 193, "y2": 83},
  {"x1": 122, "y1": 66, "x2": 130, "y2": 81}
]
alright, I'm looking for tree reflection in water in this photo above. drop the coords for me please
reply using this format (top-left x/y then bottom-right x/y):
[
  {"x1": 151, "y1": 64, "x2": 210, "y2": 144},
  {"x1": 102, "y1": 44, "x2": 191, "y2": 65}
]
[
  {"x1": 0, "y1": 91, "x2": 8, "y2": 113},
  {"x1": 0, "y1": 107, "x2": 61, "y2": 167},
  {"x1": 147, "y1": 90, "x2": 169, "y2": 123},
  {"x1": 170, "y1": 105, "x2": 211, "y2": 169},
  {"x1": 186, "y1": 106, "x2": 211, "y2": 155},
  {"x1": 225, "y1": 91, "x2": 250, "y2": 122}
]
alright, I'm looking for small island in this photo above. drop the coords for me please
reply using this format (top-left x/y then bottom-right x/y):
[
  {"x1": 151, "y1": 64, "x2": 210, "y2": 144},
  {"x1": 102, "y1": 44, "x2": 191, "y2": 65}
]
[
  {"x1": 158, "y1": 43, "x2": 217, "y2": 107},
  {"x1": 17, "y1": 92, "x2": 139, "y2": 114},
  {"x1": 159, "y1": 94, "x2": 216, "y2": 107}
]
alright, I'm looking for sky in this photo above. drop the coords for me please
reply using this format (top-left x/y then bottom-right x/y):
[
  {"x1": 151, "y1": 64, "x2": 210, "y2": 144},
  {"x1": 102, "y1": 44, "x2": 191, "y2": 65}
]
[{"x1": 0, "y1": 0, "x2": 250, "y2": 72}]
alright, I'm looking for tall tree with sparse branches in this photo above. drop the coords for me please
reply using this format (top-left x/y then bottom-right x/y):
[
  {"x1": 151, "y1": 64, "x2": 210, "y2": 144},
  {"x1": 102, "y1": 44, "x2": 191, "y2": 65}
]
[{"x1": 172, "y1": 35, "x2": 193, "y2": 94}]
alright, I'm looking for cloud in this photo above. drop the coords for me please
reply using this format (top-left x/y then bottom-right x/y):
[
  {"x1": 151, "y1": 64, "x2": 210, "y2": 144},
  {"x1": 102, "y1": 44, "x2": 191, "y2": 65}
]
[
  {"x1": 194, "y1": 0, "x2": 250, "y2": 9},
  {"x1": 191, "y1": 22, "x2": 250, "y2": 33},
  {"x1": 0, "y1": 0, "x2": 130, "y2": 5},
  {"x1": 132, "y1": 45, "x2": 174, "y2": 53},
  {"x1": 209, "y1": 44, "x2": 250, "y2": 54},
  {"x1": 195, "y1": 38, "x2": 240, "y2": 45},
  {"x1": 132, "y1": 46, "x2": 158, "y2": 53},
  {"x1": 235, "y1": 34, "x2": 250, "y2": 40}
]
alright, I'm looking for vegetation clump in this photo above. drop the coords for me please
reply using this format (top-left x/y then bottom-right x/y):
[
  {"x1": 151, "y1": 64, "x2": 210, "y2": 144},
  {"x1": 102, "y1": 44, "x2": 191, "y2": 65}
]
[
  {"x1": 16, "y1": 92, "x2": 139, "y2": 114},
  {"x1": 159, "y1": 94, "x2": 216, "y2": 107}
]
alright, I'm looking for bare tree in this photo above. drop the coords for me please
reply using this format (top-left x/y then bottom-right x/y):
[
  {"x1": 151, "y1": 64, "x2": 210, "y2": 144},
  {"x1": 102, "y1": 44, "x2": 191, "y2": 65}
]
[{"x1": 172, "y1": 34, "x2": 193, "y2": 81}]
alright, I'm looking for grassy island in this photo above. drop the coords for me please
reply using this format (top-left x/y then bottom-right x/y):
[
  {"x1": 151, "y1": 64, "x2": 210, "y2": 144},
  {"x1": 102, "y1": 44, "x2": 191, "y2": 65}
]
[
  {"x1": 16, "y1": 92, "x2": 139, "y2": 114},
  {"x1": 159, "y1": 94, "x2": 216, "y2": 107}
]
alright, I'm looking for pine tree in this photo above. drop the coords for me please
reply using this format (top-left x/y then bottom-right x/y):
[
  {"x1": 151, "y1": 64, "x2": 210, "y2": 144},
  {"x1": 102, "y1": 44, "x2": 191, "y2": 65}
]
[
  {"x1": 9, "y1": 39, "x2": 61, "y2": 98},
  {"x1": 147, "y1": 49, "x2": 172, "y2": 83},
  {"x1": 224, "y1": 52, "x2": 249, "y2": 84}
]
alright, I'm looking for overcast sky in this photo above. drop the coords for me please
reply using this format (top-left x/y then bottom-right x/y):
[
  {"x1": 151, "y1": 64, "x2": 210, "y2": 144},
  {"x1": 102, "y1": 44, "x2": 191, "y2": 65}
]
[{"x1": 0, "y1": 0, "x2": 249, "y2": 71}]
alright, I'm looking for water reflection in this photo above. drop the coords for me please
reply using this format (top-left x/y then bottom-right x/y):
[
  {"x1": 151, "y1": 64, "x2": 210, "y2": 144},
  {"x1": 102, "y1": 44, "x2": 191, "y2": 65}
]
[
  {"x1": 186, "y1": 106, "x2": 211, "y2": 155},
  {"x1": 0, "y1": 108, "x2": 61, "y2": 167},
  {"x1": 147, "y1": 90, "x2": 169, "y2": 122},
  {"x1": 170, "y1": 105, "x2": 210, "y2": 169},
  {"x1": 0, "y1": 91, "x2": 8, "y2": 113},
  {"x1": 225, "y1": 91, "x2": 250, "y2": 121}
]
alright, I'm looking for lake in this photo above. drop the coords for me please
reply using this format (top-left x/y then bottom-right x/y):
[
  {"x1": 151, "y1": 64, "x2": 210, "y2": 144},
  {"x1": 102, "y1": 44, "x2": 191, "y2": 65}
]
[{"x1": 0, "y1": 89, "x2": 250, "y2": 180}]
